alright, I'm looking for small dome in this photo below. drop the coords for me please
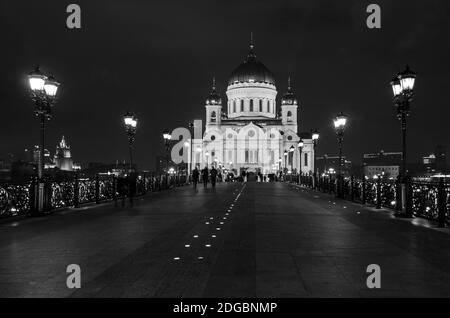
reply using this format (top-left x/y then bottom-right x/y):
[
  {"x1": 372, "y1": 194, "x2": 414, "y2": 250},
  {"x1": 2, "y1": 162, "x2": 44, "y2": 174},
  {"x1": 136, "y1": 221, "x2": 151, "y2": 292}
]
[
  {"x1": 281, "y1": 77, "x2": 297, "y2": 105},
  {"x1": 228, "y1": 45, "x2": 275, "y2": 86},
  {"x1": 206, "y1": 78, "x2": 221, "y2": 105}
]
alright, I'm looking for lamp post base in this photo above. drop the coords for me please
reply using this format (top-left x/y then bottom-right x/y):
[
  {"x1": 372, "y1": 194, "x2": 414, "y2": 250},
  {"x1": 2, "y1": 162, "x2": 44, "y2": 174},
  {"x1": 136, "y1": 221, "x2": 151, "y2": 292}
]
[
  {"x1": 394, "y1": 180, "x2": 413, "y2": 218},
  {"x1": 31, "y1": 181, "x2": 49, "y2": 217}
]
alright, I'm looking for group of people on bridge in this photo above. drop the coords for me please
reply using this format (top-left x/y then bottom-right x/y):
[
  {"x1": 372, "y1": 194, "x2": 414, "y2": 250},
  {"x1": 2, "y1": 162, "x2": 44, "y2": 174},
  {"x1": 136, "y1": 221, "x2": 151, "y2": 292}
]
[{"x1": 191, "y1": 166, "x2": 221, "y2": 190}]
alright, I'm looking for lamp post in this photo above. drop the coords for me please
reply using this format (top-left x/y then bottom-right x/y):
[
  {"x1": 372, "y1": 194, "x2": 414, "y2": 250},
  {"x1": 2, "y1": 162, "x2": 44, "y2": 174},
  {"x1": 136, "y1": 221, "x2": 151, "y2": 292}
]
[
  {"x1": 196, "y1": 146, "x2": 202, "y2": 169},
  {"x1": 123, "y1": 112, "x2": 138, "y2": 171},
  {"x1": 289, "y1": 146, "x2": 295, "y2": 173},
  {"x1": 311, "y1": 130, "x2": 320, "y2": 188},
  {"x1": 283, "y1": 150, "x2": 288, "y2": 176},
  {"x1": 188, "y1": 122, "x2": 194, "y2": 180},
  {"x1": 333, "y1": 112, "x2": 348, "y2": 198},
  {"x1": 28, "y1": 67, "x2": 60, "y2": 213},
  {"x1": 298, "y1": 139, "x2": 304, "y2": 185},
  {"x1": 204, "y1": 151, "x2": 210, "y2": 169},
  {"x1": 390, "y1": 65, "x2": 416, "y2": 217},
  {"x1": 183, "y1": 140, "x2": 190, "y2": 184},
  {"x1": 163, "y1": 130, "x2": 172, "y2": 188}
]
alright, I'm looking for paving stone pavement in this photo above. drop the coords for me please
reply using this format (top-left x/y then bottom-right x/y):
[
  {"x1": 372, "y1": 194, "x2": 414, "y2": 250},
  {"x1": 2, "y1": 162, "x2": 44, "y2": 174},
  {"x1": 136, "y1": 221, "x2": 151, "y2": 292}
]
[{"x1": 0, "y1": 181, "x2": 449, "y2": 298}]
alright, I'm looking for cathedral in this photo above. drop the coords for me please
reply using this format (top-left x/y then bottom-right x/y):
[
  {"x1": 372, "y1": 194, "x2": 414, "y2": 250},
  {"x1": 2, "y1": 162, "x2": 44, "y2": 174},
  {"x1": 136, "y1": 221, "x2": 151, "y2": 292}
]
[{"x1": 192, "y1": 42, "x2": 314, "y2": 176}]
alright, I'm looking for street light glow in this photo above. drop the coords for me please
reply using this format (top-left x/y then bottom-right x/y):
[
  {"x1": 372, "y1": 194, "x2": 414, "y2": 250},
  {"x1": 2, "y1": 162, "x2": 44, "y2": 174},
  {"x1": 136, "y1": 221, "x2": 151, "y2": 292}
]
[
  {"x1": 28, "y1": 67, "x2": 46, "y2": 91},
  {"x1": 398, "y1": 65, "x2": 416, "y2": 92},
  {"x1": 163, "y1": 130, "x2": 171, "y2": 140},
  {"x1": 333, "y1": 113, "x2": 348, "y2": 129},
  {"x1": 124, "y1": 114, "x2": 133, "y2": 126},
  {"x1": 312, "y1": 130, "x2": 320, "y2": 141},
  {"x1": 43, "y1": 76, "x2": 60, "y2": 97},
  {"x1": 390, "y1": 77, "x2": 402, "y2": 97}
]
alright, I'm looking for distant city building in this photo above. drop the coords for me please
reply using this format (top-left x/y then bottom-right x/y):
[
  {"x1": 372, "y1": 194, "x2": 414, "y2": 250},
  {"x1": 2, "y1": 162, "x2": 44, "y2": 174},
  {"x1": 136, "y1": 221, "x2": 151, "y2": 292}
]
[
  {"x1": 84, "y1": 161, "x2": 136, "y2": 176},
  {"x1": 33, "y1": 145, "x2": 51, "y2": 167},
  {"x1": 434, "y1": 145, "x2": 447, "y2": 172},
  {"x1": 52, "y1": 136, "x2": 81, "y2": 171},
  {"x1": 0, "y1": 155, "x2": 12, "y2": 182},
  {"x1": 422, "y1": 145, "x2": 447, "y2": 174},
  {"x1": 156, "y1": 155, "x2": 175, "y2": 175},
  {"x1": 363, "y1": 150, "x2": 402, "y2": 178},
  {"x1": 10, "y1": 161, "x2": 35, "y2": 184},
  {"x1": 54, "y1": 136, "x2": 73, "y2": 171},
  {"x1": 316, "y1": 155, "x2": 351, "y2": 176}
]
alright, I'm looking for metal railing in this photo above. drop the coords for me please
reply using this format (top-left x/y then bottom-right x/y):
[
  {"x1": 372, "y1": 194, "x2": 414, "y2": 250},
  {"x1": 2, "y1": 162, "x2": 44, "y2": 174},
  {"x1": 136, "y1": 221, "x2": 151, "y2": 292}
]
[
  {"x1": 0, "y1": 173, "x2": 188, "y2": 218},
  {"x1": 288, "y1": 174, "x2": 449, "y2": 225}
]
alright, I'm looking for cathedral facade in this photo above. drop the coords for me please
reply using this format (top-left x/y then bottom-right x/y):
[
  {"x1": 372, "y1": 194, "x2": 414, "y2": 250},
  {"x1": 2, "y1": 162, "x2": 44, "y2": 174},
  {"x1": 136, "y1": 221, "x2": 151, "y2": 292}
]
[{"x1": 192, "y1": 43, "x2": 314, "y2": 176}]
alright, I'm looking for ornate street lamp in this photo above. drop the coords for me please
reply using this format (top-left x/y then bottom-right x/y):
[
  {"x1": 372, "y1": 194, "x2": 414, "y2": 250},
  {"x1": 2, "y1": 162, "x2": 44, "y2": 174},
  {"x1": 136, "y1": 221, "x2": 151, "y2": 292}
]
[
  {"x1": 27, "y1": 66, "x2": 60, "y2": 213},
  {"x1": 298, "y1": 139, "x2": 304, "y2": 184},
  {"x1": 390, "y1": 65, "x2": 416, "y2": 217},
  {"x1": 333, "y1": 112, "x2": 348, "y2": 198},
  {"x1": 311, "y1": 130, "x2": 320, "y2": 188},
  {"x1": 123, "y1": 112, "x2": 138, "y2": 171},
  {"x1": 187, "y1": 122, "x2": 194, "y2": 178},
  {"x1": 289, "y1": 146, "x2": 295, "y2": 182},
  {"x1": 162, "y1": 129, "x2": 172, "y2": 186}
]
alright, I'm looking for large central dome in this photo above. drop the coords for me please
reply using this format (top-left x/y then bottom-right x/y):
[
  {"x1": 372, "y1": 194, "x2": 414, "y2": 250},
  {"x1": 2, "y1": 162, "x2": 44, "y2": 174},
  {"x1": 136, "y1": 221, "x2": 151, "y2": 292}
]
[{"x1": 228, "y1": 46, "x2": 275, "y2": 86}]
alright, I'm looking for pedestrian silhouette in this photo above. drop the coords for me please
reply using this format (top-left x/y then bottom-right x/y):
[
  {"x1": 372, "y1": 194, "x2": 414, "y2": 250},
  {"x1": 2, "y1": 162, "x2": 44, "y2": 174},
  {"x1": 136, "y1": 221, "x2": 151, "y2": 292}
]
[
  {"x1": 192, "y1": 167, "x2": 200, "y2": 191},
  {"x1": 210, "y1": 166, "x2": 218, "y2": 190},
  {"x1": 202, "y1": 166, "x2": 209, "y2": 188}
]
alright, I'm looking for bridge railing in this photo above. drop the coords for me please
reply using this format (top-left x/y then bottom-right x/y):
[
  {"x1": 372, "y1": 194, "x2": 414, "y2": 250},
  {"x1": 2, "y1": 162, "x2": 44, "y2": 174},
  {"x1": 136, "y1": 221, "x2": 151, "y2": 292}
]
[
  {"x1": 292, "y1": 174, "x2": 449, "y2": 225},
  {"x1": 0, "y1": 173, "x2": 188, "y2": 218}
]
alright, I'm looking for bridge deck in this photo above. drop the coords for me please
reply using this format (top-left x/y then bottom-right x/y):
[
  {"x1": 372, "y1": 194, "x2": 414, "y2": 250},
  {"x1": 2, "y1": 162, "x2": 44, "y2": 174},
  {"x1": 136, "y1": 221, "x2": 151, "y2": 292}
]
[{"x1": 1, "y1": 182, "x2": 450, "y2": 297}]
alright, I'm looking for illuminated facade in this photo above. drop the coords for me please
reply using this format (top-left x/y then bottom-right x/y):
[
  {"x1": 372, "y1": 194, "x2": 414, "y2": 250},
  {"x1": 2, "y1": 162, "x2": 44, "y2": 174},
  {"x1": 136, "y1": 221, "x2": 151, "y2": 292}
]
[
  {"x1": 54, "y1": 136, "x2": 79, "y2": 171},
  {"x1": 192, "y1": 43, "x2": 314, "y2": 175}
]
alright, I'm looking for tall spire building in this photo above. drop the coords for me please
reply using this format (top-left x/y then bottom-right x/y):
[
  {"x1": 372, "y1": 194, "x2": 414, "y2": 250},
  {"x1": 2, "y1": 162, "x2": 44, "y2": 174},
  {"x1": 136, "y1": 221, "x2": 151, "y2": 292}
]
[{"x1": 54, "y1": 135, "x2": 74, "y2": 171}]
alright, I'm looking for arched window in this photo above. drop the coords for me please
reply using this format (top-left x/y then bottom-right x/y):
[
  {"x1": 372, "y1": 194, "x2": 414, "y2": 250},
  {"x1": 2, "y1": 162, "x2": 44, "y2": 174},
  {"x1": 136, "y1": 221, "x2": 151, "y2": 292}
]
[
  {"x1": 240, "y1": 100, "x2": 244, "y2": 112},
  {"x1": 259, "y1": 100, "x2": 263, "y2": 112},
  {"x1": 266, "y1": 100, "x2": 269, "y2": 113},
  {"x1": 233, "y1": 100, "x2": 236, "y2": 113},
  {"x1": 287, "y1": 111, "x2": 292, "y2": 122},
  {"x1": 250, "y1": 99, "x2": 254, "y2": 112},
  {"x1": 304, "y1": 153, "x2": 308, "y2": 167},
  {"x1": 211, "y1": 111, "x2": 216, "y2": 122}
]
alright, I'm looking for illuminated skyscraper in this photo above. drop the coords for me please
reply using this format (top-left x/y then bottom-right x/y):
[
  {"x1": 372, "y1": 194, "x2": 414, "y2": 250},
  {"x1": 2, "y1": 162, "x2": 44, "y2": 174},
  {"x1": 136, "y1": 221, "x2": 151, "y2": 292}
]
[{"x1": 54, "y1": 135, "x2": 74, "y2": 171}]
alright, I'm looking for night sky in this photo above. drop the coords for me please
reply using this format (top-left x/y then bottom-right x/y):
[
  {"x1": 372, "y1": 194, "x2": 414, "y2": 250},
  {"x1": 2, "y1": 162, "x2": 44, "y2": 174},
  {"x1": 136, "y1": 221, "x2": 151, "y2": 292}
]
[{"x1": 1, "y1": 0, "x2": 449, "y2": 170}]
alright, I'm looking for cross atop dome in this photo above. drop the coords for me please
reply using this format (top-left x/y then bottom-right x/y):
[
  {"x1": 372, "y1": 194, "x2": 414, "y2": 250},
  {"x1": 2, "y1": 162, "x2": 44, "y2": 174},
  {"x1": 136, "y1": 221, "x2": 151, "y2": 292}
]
[
  {"x1": 247, "y1": 32, "x2": 256, "y2": 60},
  {"x1": 282, "y1": 76, "x2": 297, "y2": 105},
  {"x1": 228, "y1": 36, "x2": 275, "y2": 86},
  {"x1": 206, "y1": 76, "x2": 221, "y2": 105}
]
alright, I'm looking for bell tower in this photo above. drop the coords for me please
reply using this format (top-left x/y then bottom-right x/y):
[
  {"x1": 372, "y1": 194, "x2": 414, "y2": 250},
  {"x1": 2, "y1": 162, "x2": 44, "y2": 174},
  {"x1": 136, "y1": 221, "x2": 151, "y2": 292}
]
[
  {"x1": 205, "y1": 77, "x2": 222, "y2": 128},
  {"x1": 281, "y1": 77, "x2": 298, "y2": 133}
]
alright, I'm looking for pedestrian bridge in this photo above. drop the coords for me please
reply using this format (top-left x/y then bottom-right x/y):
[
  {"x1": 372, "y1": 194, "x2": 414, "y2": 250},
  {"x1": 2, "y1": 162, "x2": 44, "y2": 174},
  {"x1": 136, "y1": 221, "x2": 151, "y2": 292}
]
[{"x1": 0, "y1": 181, "x2": 450, "y2": 297}]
